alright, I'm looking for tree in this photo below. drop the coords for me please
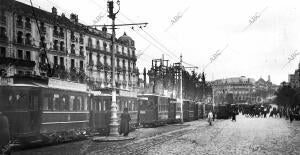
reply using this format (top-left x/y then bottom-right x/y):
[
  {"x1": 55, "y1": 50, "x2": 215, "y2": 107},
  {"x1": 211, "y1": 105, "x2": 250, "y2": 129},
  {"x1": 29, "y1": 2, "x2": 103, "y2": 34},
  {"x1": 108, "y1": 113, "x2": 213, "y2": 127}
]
[{"x1": 274, "y1": 82, "x2": 296, "y2": 108}]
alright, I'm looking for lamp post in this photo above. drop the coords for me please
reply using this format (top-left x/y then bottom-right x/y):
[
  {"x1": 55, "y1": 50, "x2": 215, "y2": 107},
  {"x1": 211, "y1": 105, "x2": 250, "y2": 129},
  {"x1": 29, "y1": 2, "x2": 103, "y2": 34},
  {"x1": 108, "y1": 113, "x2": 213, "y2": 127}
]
[{"x1": 107, "y1": 0, "x2": 120, "y2": 137}]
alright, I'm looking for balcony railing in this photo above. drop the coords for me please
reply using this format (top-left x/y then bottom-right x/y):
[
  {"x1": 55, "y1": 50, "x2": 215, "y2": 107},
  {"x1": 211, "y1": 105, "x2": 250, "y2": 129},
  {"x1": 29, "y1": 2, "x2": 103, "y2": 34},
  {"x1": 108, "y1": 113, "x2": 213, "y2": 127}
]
[
  {"x1": 25, "y1": 22, "x2": 31, "y2": 30},
  {"x1": 79, "y1": 37, "x2": 84, "y2": 44},
  {"x1": 40, "y1": 26, "x2": 46, "y2": 34},
  {"x1": 16, "y1": 38, "x2": 23, "y2": 44},
  {"x1": 0, "y1": 35, "x2": 8, "y2": 43},
  {"x1": 16, "y1": 21, "x2": 23, "y2": 28},
  {"x1": 59, "y1": 32, "x2": 64, "y2": 39},
  {"x1": 0, "y1": 57, "x2": 35, "y2": 68},
  {"x1": 0, "y1": 16, "x2": 6, "y2": 25},
  {"x1": 53, "y1": 30, "x2": 59, "y2": 37},
  {"x1": 71, "y1": 36, "x2": 76, "y2": 42},
  {"x1": 53, "y1": 45, "x2": 58, "y2": 50},
  {"x1": 25, "y1": 39, "x2": 31, "y2": 45}
]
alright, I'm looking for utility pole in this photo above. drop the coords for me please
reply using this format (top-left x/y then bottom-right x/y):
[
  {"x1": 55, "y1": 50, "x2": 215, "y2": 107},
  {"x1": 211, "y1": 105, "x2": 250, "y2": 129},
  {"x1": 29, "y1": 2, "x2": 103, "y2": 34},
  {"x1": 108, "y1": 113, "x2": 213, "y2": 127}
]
[
  {"x1": 98, "y1": 0, "x2": 148, "y2": 137},
  {"x1": 107, "y1": 0, "x2": 120, "y2": 137},
  {"x1": 178, "y1": 55, "x2": 198, "y2": 123},
  {"x1": 180, "y1": 54, "x2": 183, "y2": 123}
]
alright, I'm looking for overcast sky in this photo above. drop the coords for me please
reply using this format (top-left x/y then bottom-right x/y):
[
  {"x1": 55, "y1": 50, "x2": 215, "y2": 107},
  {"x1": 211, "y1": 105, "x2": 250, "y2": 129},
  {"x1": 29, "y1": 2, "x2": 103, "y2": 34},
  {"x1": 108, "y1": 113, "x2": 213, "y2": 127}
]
[{"x1": 19, "y1": 0, "x2": 300, "y2": 85}]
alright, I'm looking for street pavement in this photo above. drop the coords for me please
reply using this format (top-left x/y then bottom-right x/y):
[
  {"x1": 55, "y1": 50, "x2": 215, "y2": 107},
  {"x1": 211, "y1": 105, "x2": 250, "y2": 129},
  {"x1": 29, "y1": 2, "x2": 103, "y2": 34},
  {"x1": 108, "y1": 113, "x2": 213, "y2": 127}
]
[
  {"x1": 13, "y1": 114, "x2": 300, "y2": 155},
  {"x1": 148, "y1": 115, "x2": 300, "y2": 155}
]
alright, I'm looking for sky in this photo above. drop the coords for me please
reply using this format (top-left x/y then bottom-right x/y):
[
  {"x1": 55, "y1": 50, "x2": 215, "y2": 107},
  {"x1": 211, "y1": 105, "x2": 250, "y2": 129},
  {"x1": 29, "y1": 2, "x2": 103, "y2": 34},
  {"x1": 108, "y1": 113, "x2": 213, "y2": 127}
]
[{"x1": 18, "y1": 0, "x2": 300, "y2": 85}]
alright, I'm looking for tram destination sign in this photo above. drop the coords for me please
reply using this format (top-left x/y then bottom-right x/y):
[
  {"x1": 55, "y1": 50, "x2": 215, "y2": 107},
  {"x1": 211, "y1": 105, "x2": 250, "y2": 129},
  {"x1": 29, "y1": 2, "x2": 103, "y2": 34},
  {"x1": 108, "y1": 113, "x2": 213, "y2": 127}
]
[{"x1": 48, "y1": 78, "x2": 87, "y2": 92}]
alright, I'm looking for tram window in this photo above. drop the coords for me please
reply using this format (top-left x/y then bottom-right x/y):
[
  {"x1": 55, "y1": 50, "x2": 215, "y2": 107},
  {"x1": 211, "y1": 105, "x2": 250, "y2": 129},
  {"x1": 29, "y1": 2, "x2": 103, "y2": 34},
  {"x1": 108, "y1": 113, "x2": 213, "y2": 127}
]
[
  {"x1": 73, "y1": 97, "x2": 80, "y2": 111},
  {"x1": 83, "y1": 96, "x2": 87, "y2": 111},
  {"x1": 69, "y1": 96, "x2": 74, "y2": 111},
  {"x1": 103, "y1": 100, "x2": 106, "y2": 111},
  {"x1": 131, "y1": 102, "x2": 134, "y2": 111},
  {"x1": 99, "y1": 100, "x2": 102, "y2": 111},
  {"x1": 53, "y1": 94, "x2": 59, "y2": 111},
  {"x1": 43, "y1": 97, "x2": 49, "y2": 110},
  {"x1": 79, "y1": 97, "x2": 84, "y2": 111}
]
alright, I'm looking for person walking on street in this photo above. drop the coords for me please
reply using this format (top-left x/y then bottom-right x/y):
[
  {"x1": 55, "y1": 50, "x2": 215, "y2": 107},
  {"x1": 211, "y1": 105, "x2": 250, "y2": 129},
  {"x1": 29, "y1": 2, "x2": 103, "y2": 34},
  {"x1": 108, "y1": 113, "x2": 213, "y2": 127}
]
[
  {"x1": 0, "y1": 112, "x2": 10, "y2": 155},
  {"x1": 119, "y1": 108, "x2": 131, "y2": 136},
  {"x1": 208, "y1": 111, "x2": 213, "y2": 126}
]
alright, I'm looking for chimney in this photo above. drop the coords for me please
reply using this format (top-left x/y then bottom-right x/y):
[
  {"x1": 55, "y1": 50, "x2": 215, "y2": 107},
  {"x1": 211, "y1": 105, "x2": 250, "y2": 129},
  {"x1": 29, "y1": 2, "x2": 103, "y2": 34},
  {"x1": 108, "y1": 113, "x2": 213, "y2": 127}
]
[
  {"x1": 70, "y1": 13, "x2": 78, "y2": 23},
  {"x1": 52, "y1": 7, "x2": 57, "y2": 15},
  {"x1": 102, "y1": 25, "x2": 107, "y2": 33}
]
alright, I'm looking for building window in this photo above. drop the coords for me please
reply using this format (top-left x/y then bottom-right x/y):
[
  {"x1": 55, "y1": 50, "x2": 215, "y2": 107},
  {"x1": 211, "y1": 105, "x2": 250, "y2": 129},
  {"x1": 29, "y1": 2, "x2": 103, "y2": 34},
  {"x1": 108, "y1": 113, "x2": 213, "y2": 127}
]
[
  {"x1": 71, "y1": 44, "x2": 75, "y2": 54},
  {"x1": 71, "y1": 59, "x2": 75, "y2": 68},
  {"x1": 0, "y1": 27, "x2": 6, "y2": 38},
  {"x1": 79, "y1": 46, "x2": 84, "y2": 56},
  {"x1": 60, "y1": 57, "x2": 64, "y2": 66},
  {"x1": 17, "y1": 15, "x2": 23, "y2": 28},
  {"x1": 53, "y1": 40, "x2": 58, "y2": 50},
  {"x1": 0, "y1": 47, "x2": 5, "y2": 57},
  {"x1": 17, "y1": 31, "x2": 23, "y2": 44},
  {"x1": 18, "y1": 70, "x2": 24, "y2": 75},
  {"x1": 59, "y1": 27, "x2": 64, "y2": 38},
  {"x1": 60, "y1": 41, "x2": 64, "y2": 51},
  {"x1": 25, "y1": 17, "x2": 31, "y2": 30},
  {"x1": 25, "y1": 51, "x2": 31, "y2": 60},
  {"x1": 0, "y1": 11, "x2": 6, "y2": 25},
  {"x1": 25, "y1": 33, "x2": 31, "y2": 45},
  {"x1": 80, "y1": 60, "x2": 83, "y2": 70},
  {"x1": 54, "y1": 56, "x2": 58, "y2": 65},
  {"x1": 17, "y1": 50, "x2": 23, "y2": 59}
]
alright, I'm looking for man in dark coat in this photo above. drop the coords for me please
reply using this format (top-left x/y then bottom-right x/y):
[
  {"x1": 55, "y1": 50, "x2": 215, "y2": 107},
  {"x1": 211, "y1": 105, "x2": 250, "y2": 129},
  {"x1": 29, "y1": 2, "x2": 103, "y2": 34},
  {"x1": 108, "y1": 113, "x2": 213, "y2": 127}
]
[
  {"x1": 119, "y1": 108, "x2": 131, "y2": 136},
  {"x1": 0, "y1": 112, "x2": 10, "y2": 155}
]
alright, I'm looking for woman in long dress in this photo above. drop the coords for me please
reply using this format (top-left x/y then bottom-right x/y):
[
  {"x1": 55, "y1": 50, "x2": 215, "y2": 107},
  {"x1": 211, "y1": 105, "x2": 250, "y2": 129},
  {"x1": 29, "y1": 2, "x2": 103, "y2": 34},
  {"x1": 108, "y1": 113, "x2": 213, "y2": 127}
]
[{"x1": 119, "y1": 108, "x2": 131, "y2": 136}]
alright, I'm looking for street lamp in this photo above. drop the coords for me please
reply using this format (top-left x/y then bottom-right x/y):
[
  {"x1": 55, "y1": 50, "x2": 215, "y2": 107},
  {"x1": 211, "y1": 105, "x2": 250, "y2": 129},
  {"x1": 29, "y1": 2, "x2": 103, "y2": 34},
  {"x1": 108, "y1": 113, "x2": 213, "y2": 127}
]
[{"x1": 107, "y1": 0, "x2": 120, "y2": 137}]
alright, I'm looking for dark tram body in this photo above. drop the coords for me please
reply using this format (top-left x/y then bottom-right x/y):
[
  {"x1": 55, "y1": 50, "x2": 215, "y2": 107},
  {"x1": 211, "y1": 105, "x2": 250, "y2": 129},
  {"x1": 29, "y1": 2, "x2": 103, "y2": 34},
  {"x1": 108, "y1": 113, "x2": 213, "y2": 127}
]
[
  {"x1": 90, "y1": 94, "x2": 139, "y2": 135},
  {"x1": 138, "y1": 94, "x2": 171, "y2": 127},
  {"x1": 0, "y1": 82, "x2": 90, "y2": 145}
]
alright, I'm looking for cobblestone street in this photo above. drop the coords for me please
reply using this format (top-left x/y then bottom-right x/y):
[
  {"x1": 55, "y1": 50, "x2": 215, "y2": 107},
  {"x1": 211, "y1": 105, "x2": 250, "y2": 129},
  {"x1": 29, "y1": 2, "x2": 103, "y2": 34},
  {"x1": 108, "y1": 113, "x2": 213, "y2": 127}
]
[
  {"x1": 148, "y1": 115, "x2": 300, "y2": 155},
  {"x1": 13, "y1": 115, "x2": 300, "y2": 155}
]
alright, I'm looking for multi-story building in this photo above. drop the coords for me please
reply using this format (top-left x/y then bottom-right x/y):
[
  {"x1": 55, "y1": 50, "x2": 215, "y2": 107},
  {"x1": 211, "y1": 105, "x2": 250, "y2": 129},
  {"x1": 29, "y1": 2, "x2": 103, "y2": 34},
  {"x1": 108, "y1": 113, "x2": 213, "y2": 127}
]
[
  {"x1": 212, "y1": 76, "x2": 255, "y2": 104},
  {"x1": 288, "y1": 63, "x2": 300, "y2": 88},
  {"x1": 0, "y1": 0, "x2": 139, "y2": 90}
]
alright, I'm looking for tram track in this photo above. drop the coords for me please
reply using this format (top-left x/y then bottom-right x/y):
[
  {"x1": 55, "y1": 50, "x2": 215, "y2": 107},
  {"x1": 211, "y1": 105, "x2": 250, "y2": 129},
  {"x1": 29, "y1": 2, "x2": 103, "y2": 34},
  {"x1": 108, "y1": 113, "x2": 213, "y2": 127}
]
[{"x1": 89, "y1": 127, "x2": 195, "y2": 155}]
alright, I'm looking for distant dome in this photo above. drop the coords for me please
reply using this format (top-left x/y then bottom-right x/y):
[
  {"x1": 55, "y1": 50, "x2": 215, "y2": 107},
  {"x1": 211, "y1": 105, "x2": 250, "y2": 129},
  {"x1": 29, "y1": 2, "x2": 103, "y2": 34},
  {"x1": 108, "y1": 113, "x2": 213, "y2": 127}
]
[{"x1": 118, "y1": 32, "x2": 135, "y2": 47}]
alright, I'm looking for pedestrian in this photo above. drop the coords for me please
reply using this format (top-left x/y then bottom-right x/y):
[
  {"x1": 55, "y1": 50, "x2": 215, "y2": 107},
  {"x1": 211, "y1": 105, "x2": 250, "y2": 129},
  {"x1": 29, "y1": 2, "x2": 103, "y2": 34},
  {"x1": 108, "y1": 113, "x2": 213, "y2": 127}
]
[
  {"x1": 119, "y1": 108, "x2": 131, "y2": 136},
  {"x1": 231, "y1": 109, "x2": 236, "y2": 122},
  {"x1": 207, "y1": 111, "x2": 213, "y2": 126},
  {"x1": 0, "y1": 112, "x2": 10, "y2": 155},
  {"x1": 289, "y1": 110, "x2": 294, "y2": 123}
]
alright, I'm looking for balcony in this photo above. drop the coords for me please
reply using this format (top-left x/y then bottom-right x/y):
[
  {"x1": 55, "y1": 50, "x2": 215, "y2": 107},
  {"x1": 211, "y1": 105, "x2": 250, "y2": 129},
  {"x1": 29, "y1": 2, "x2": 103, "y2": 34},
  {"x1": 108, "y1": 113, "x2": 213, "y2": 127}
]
[
  {"x1": 39, "y1": 62, "x2": 49, "y2": 71},
  {"x1": 40, "y1": 26, "x2": 46, "y2": 34},
  {"x1": 70, "y1": 49, "x2": 76, "y2": 55},
  {"x1": 79, "y1": 50, "x2": 84, "y2": 57},
  {"x1": 79, "y1": 37, "x2": 84, "y2": 44},
  {"x1": 59, "y1": 32, "x2": 64, "y2": 39},
  {"x1": 71, "y1": 35, "x2": 76, "y2": 42},
  {"x1": 16, "y1": 21, "x2": 23, "y2": 28},
  {"x1": 53, "y1": 45, "x2": 58, "y2": 51},
  {"x1": 0, "y1": 16, "x2": 6, "y2": 25},
  {"x1": 25, "y1": 39, "x2": 31, "y2": 46},
  {"x1": 0, "y1": 57, "x2": 35, "y2": 68},
  {"x1": 25, "y1": 22, "x2": 31, "y2": 31},
  {"x1": 39, "y1": 42, "x2": 46, "y2": 48},
  {"x1": 60, "y1": 46, "x2": 65, "y2": 52},
  {"x1": 16, "y1": 38, "x2": 23, "y2": 44},
  {"x1": 0, "y1": 35, "x2": 8, "y2": 43},
  {"x1": 53, "y1": 30, "x2": 59, "y2": 38},
  {"x1": 96, "y1": 62, "x2": 103, "y2": 70}
]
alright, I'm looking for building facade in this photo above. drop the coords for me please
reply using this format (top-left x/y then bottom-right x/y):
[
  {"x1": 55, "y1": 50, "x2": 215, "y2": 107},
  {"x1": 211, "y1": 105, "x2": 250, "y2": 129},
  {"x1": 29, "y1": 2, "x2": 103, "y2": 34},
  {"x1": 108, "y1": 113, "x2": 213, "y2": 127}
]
[
  {"x1": 212, "y1": 76, "x2": 255, "y2": 104},
  {"x1": 288, "y1": 63, "x2": 300, "y2": 88},
  {"x1": 0, "y1": 0, "x2": 139, "y2": 91}
]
